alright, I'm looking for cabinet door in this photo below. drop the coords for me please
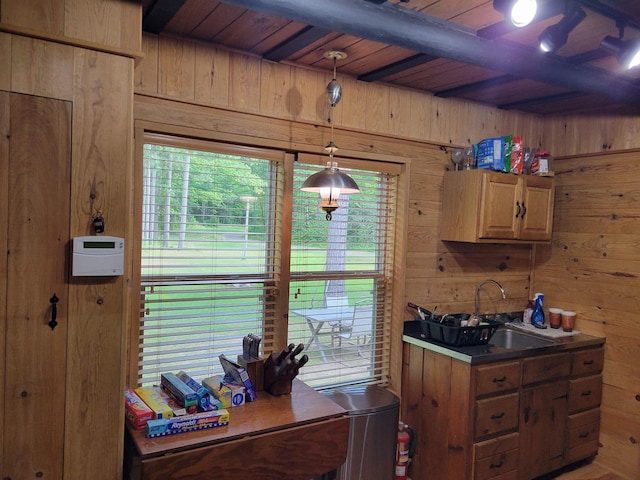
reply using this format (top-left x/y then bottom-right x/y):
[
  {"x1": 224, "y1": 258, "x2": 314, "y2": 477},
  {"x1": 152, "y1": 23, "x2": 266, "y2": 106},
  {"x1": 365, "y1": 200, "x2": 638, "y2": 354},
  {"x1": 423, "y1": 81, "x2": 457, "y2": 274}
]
[
  {"x1": 478, "y1": 173, "x2": 519, "y2": 239},
  {"x1": 2, "y1": 92, "x2": 71, "y2": 479},
  {"x1": 517, "y1": 176, "x2": 554, "y2": 241},
  {"x1": 519, "y1": 380, "x2": 568, "y2": 480}
]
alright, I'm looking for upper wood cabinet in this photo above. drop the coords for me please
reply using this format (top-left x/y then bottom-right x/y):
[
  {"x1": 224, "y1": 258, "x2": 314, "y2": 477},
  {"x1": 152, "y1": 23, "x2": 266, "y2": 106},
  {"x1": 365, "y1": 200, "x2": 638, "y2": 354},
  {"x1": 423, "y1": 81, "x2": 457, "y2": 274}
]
[{"x1": 440, "y1": 170, "x2": 555, "y2": 243}]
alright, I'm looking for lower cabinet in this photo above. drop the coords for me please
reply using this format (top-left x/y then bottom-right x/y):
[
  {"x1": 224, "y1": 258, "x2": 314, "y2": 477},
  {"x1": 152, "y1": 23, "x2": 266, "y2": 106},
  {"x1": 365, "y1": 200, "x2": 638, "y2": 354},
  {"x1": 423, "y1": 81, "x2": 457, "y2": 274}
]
[{"x1": 401, "y1": 343, "x2": 604, "y2": 480}]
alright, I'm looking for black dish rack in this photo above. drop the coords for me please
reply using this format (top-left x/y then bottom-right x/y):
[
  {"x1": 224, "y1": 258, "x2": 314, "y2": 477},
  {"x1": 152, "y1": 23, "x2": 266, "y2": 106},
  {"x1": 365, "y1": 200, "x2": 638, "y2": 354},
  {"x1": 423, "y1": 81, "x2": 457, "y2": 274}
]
[{"x1": 404, "y1": 317, "x2": 502, "y2": 347}]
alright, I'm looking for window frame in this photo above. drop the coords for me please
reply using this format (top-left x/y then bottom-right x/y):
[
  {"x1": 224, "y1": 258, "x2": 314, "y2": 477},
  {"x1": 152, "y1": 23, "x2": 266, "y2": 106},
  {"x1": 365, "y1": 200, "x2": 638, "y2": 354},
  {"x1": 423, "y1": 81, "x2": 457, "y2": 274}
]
[{"x1": 128, "y1": 125, "x2": 408, "y2": 390}]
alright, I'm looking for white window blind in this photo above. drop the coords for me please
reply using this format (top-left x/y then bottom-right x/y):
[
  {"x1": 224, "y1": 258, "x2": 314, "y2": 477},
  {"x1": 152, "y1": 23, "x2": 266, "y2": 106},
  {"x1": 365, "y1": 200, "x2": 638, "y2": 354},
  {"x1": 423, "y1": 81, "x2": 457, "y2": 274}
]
[
  {"x1": 138, "y1": 139, "x2": 283, "y2": 387},
  {"x1": 287, "y1": 156, "x2": 398, "y2": 389}
]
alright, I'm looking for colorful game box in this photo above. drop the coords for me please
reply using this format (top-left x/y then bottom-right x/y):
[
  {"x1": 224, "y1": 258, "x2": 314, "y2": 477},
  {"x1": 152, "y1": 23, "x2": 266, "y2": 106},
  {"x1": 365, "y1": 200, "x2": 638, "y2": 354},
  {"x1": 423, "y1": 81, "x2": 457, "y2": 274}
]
[{"x1": 124, "y1": 388, "x2": 154, "y2": 430}]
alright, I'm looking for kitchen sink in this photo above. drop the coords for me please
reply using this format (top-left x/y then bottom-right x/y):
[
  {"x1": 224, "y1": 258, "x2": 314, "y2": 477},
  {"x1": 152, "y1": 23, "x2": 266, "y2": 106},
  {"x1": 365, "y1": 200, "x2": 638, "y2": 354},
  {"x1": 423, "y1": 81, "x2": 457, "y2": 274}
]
[{"x1": 490, "y1": 328, "x2": 556, "y2": 349}]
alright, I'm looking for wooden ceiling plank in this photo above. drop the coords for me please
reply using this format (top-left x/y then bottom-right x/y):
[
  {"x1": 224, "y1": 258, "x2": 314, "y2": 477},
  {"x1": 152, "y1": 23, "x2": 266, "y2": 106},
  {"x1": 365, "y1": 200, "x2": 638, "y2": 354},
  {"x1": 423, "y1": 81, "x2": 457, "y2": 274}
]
[
  {"x1": 263, "y1": 25, "x2": 332, "y2": 62},
  {"x1": 163, "y1": 0, "x2": 222, "y2": 36},
  {"x1": 189, "y1": 3, "x2": 245, "y2": 41},
  {"x1": 210, "y1": 10, "x2": 294, "y2": 51}
]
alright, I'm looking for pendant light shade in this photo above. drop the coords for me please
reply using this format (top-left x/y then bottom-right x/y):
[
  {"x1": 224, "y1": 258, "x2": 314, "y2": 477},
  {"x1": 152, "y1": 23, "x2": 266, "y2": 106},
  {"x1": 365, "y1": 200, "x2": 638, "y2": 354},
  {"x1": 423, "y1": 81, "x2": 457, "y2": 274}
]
[{"x1": 301, "y1": 50, "x2": 359, "y2": 221}]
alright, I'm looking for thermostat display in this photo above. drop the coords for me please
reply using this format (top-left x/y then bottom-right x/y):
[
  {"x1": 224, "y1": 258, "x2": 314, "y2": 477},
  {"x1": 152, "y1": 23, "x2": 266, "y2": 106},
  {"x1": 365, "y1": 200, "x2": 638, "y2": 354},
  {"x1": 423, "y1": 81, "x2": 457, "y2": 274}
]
[{"x1": 72, "y1": 236, "x2": 124, "y2": 276}]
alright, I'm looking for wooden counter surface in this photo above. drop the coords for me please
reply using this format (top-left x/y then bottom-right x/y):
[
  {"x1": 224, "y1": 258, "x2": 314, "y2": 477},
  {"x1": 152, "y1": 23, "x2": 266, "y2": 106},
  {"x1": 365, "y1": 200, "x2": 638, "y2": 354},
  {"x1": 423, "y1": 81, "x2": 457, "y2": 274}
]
[{"x1": 125, "y1": 380, "x2": 350, "y2": 480}]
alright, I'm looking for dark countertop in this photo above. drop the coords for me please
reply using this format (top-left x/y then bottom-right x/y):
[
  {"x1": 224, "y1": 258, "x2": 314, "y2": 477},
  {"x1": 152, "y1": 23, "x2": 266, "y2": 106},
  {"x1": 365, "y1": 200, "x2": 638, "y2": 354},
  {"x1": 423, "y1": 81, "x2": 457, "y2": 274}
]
[{"x1": 402, "y1": 321, "x2": 605, "y2": 365}]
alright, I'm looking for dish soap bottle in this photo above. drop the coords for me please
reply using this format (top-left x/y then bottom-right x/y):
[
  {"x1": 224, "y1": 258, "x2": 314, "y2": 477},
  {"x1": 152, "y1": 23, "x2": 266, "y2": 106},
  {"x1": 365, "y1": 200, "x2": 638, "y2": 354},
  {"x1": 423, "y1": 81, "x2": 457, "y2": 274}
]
[{"x1": 531, "y1": 292, "x2": 546, "y2": 328}]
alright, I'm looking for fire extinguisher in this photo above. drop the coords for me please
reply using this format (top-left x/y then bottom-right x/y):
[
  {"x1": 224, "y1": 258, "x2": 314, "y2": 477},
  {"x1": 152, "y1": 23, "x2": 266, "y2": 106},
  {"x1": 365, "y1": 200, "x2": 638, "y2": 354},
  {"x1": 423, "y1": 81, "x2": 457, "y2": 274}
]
[{"x1": 394, "y1": 421, "x2": 416, "y2": 480}]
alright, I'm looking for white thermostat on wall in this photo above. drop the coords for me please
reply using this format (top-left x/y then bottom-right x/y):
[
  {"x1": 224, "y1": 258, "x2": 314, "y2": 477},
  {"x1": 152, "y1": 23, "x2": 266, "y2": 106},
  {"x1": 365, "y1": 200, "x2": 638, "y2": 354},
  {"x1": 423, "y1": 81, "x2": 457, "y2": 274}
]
[{"x1": 72, "y1": 236, "x2": 124, "y2": 276}]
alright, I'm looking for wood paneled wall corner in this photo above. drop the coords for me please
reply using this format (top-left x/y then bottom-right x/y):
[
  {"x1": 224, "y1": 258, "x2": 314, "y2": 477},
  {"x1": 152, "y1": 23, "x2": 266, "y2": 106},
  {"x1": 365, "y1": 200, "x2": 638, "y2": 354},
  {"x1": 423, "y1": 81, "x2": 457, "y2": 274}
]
[
  {"x1": 542, "y1": 112, "x2": 640, "y2": 156},
  {"x1": 64, "y1": 48, "x2": 133, "y2": 480},
  {"x1": 531, "y1": 152, "x2": 640, "y2": 479}
]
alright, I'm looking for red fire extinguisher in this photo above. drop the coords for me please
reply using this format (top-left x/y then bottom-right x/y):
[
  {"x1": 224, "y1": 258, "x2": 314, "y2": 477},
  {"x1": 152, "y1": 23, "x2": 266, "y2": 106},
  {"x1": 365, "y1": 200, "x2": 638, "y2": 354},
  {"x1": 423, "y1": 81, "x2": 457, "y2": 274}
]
[{"x1": 394, "y1": 421, "x2": 416, "y2": 480}]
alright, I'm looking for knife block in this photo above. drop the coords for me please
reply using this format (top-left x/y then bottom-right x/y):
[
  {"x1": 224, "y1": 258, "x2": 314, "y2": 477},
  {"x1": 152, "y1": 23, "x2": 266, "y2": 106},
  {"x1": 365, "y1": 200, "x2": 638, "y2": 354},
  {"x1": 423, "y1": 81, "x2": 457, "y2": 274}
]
[
  {"x1": 237, "y1": 356, "x2": 265, "y2": 392},
  {"x1": 262, "y1": 353, "x2": 293, "y2": 396}
]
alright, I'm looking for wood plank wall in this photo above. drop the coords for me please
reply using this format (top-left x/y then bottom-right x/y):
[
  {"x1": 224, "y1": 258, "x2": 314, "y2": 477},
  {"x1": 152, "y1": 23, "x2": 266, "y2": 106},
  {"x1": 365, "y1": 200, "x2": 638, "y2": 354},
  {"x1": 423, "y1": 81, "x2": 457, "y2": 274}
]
[
  {"x1": 134, "y1": 32, "x2": 541, "y2": 391},
  {"x1": 136, "y1": 32, "x2": 640, "y2": 478},
  {"x1": 0, "y1": 1, "x2": 139, "y2": 479},
  {"x1": 531, "y1": 150, "x2": 640, "y2": 479}
]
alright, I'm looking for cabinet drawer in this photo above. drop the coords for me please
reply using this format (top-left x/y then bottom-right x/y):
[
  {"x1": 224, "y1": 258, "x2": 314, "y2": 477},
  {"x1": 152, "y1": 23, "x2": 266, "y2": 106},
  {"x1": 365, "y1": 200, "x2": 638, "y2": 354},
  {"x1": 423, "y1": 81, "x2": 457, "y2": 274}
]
[
  {"x1": 475, "y1": 393, "x2": 519, "y2": 439},
  {"x1": 571, "y1": 348, "x2": 604, "y2": 377},
  {"x1": 474, "y1": 433, "x2": 519, "y2": 480},
  {"x1": 569, "y1": 375, "x2": 602, "y2": 413},
  {"x1": 475, "y1": 362, "x2": 521, "y2": 397},
  {"x1": 522, "y1": 353, "x2": 570, "y2": 385},
  {"x1": 566, "y1": 409, "x2": 600, "y2": 463}
]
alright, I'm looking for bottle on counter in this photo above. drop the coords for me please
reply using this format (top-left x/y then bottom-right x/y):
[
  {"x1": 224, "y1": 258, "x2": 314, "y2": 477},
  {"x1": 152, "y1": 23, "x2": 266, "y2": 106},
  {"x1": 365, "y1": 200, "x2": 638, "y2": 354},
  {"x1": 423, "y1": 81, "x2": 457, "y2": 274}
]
[
  {"x1": 523, "y1": 299, "x2": 534, "y2": 324},
  {"x1": 531, "y1": 292, "x2": 545, "y2": 327}
]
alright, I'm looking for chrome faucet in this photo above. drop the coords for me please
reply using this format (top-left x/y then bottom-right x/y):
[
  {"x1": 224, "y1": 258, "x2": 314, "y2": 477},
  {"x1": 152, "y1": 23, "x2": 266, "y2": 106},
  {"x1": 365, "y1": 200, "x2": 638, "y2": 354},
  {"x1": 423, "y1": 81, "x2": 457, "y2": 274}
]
[{"x1": 475, "y1": 279, "x2": 506, "y2": 316}]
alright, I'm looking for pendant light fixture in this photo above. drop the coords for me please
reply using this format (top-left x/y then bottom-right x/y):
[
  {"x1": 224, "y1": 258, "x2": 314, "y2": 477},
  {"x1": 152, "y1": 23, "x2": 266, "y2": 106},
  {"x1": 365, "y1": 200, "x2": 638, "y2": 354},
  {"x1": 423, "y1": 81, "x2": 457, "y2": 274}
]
[{"x1": 301, "y1": 50, "x2": 360, "y2": 221}]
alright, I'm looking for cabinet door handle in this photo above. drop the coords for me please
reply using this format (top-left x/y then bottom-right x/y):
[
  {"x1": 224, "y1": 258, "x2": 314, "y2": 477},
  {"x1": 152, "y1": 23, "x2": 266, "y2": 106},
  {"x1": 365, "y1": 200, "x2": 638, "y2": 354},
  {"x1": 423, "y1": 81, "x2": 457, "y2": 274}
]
[
  {"x1": 492, "y1": 376, "x2": 507, "y2": 383},
  {"x1": 524, "y1": 406, "x2": 530, "y2": 423},
  {"x1": 581, "y1": 390, "x2": 592, "y2": 397},
  {"x1": 515, "y1": 201, "x2": 521, "y2": 218},
  {"x1": 521, "y1": 202, "x2": 527, "y2": 218},
  {"x1": 491, "y1": 412, "x2": 505, "y2": 420},
  {"x1": 48, "y1": 293, "x2": 59, "y2": 330},
  {"x1": 583, "y1": 360, "x2": 594, "y2": 366},
  {"x1": 579, "y1": 432, "x2": 590, "y2": 439},
  {"x1": 489, "y1": 461, "x2": 504, "y2": 469}
]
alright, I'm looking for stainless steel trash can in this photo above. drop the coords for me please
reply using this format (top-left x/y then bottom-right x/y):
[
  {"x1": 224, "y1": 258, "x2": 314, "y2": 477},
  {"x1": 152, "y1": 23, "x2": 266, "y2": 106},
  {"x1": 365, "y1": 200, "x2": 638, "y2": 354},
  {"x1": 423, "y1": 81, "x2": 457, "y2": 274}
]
[{"x1": 322, "y1": 385, "x2": 399, "y2": 480}]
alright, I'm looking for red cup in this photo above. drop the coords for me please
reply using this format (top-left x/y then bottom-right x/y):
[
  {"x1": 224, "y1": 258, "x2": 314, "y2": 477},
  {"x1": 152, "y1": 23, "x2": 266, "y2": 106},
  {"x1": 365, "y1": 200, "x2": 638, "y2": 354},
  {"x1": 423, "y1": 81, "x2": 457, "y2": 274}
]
[
  {"x1": 561, "y1": 311, "x2": 576, "y2": 332},
  {"x1": 549, "y1": 308, "x2": 562, "y2": 329}
]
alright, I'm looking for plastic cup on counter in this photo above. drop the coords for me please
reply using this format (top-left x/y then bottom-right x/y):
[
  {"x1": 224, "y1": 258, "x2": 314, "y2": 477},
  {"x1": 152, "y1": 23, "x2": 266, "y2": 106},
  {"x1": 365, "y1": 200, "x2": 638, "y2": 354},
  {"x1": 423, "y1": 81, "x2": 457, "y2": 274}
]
[
  {"x1": 548, "y1": 308, "x2": 563, "y2": 329},
  {"x1": 561, "y1": 311, "x2": 576, "y2": 332}
]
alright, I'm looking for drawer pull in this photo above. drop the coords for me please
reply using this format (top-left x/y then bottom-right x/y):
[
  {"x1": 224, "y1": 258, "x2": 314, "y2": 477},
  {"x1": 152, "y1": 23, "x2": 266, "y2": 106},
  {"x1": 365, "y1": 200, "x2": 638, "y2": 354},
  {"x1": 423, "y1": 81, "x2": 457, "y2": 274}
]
[
  {"x1": 489, "y1": 461, "x2": 504, "y2": 469},
  {"x1": 583, "y1": 360, "x2": 593, "y2": 366},
  {"x1": 581, "y1": 390, "x2": 592, "y2": 397},
  {"x1": 492, "y1": 376, "x2": 507, "y2": 383},
  {"x1": 490, "y1": 412, "x2": 505, "y2": 420},
  {"x1": 579, "y1": 432, "x2": 590, "y2": 439}
]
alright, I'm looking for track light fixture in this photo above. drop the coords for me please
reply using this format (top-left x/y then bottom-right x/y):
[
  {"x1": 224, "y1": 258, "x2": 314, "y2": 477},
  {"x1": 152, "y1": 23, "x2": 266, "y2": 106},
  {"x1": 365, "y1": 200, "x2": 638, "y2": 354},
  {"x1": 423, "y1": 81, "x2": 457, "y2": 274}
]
[
  {"x1": 539, "y1": 6, "x2": 586, "y2": 53},
  {"x1": 493, "y1": 0, "x2": 537, "y2": 28},
  {"x1": 301, "y1": 51, "x2": 360, "y2": 221},
  {"x1": 600, "y1": 35, "x2": 640, "y2": 70}
]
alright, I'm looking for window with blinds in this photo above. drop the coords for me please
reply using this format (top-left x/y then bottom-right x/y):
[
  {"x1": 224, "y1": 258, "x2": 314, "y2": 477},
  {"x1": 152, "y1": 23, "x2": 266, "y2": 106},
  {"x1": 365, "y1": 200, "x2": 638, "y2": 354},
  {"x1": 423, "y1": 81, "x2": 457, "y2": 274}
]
[
  {"x1": 136, "y1": 136, "x2": 399, "y2": 391},
  {"x1": 287, "y1": 157, "x2": 398, "y2": 389},
  {"x1": 138, "y1": 138, "x2": 283, "y2": 387}
]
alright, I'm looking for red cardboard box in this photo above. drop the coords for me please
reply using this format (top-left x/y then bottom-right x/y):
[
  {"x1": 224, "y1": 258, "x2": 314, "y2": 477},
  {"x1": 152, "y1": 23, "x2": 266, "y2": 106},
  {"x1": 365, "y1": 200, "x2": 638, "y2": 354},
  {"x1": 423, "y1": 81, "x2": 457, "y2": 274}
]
[{"x1": 124, "y1": 388, "x2": 154, "y2": 430}]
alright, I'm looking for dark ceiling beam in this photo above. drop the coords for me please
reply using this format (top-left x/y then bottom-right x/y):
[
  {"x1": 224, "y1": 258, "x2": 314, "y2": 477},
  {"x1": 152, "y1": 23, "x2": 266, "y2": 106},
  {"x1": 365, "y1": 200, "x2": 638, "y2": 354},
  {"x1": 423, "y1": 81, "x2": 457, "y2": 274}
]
[
  {"x1": 499, "y1": 92, "x2": 587, "y2": 110},
  {"x1": 216, "y1": 0, "x2": 640, "y2": 103},
  {"x1": 264, "y1": 26, "x2": 332, "y2": 62},
  {"x1": 574, "y1": 0, "x2": 640, "y2": 31},
  {"x1": 142, "y1": 0, "x2": 186, "y2": 34},
  {"x1": 358, "y1": 54, "x2": 438, "y2": 83},
  {"x1": 436, "y1": 48, "x2": 610, "y2": 98},
  {"x1": 436, "y1": 75, "x2": 519, "y2": 98}
]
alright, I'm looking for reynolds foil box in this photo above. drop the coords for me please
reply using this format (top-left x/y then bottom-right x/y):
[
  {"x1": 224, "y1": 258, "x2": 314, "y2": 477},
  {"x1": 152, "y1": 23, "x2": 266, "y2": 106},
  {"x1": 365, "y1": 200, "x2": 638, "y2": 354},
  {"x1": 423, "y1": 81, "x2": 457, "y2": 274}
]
[{"x1": 147, "y1": 409, "x2": 230, "y2": 438}]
